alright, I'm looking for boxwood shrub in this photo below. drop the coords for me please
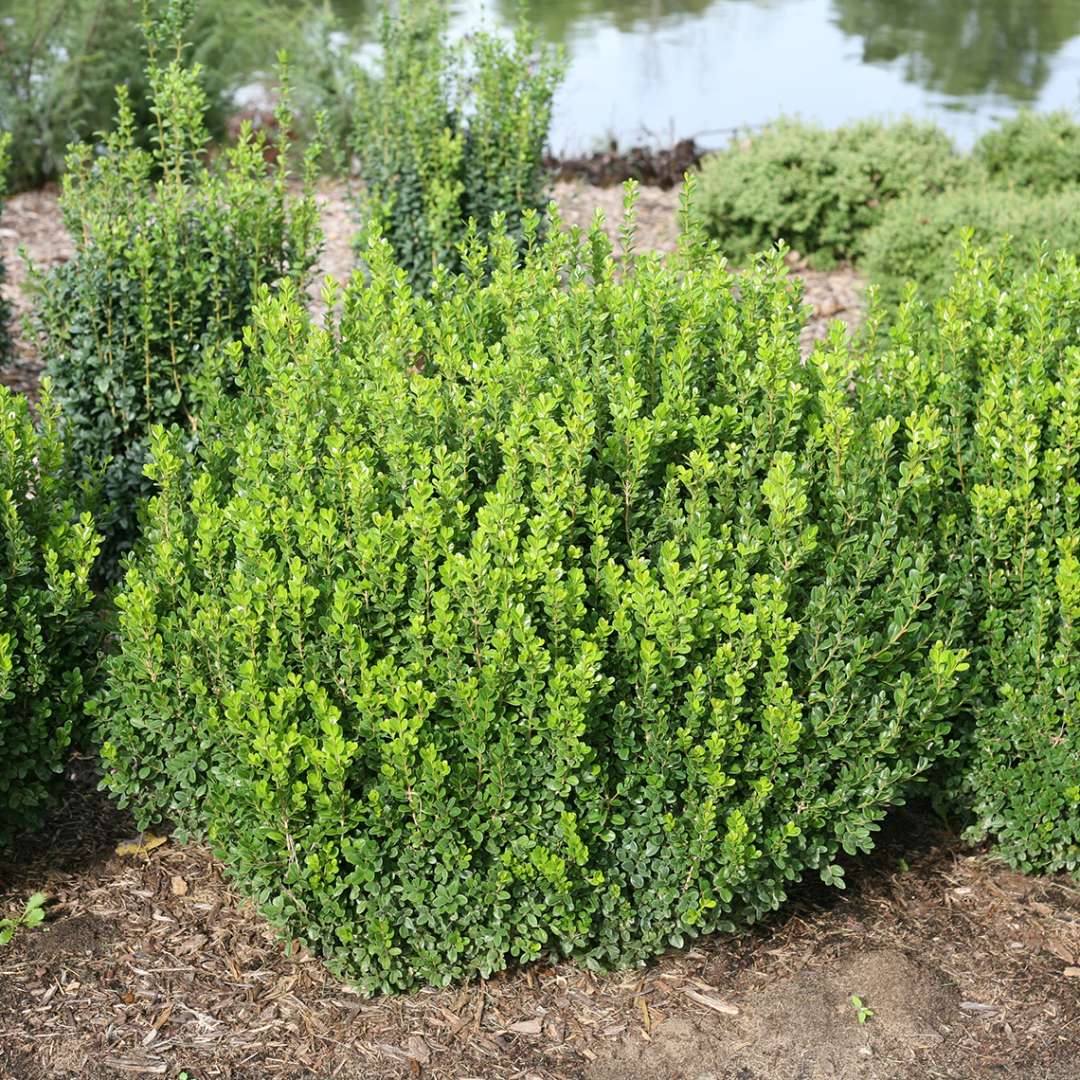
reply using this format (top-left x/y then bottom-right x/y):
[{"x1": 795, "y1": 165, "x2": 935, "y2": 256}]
[
  {"x1": 875, "y1": 246, "x2": 1080, "y2": 876},
  {"x1": 862, "y1": 185, "x2": 1080, "y2": 307},
  {"x1": 350, "y1": 0, "x2": 563, "y2": 291},
  {"x1": 693, "y1": 117, "x2": 968, "y2": 267},
  {"x1": 93, "y1": 192, "x2": 969, "y2": 991},
  {"x1": 973, "y1": 109, "x2": 1080, "y2": 194},
  {"x1": 1, "y1": 384, "x2": 102, "y2": 848},
  {"x1": 29, "y1": 6, "x2": 322, "y2": 569},
  {"x1": 0, "y1": 131, "x2": 12, "y2": 368}
]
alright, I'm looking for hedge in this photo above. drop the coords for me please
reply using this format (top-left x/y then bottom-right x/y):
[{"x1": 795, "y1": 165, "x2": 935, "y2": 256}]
[
  {"x1": 29, "y1": 4, "x2": 321, "y2": 569},
  {"x1": 973, "y1": 109, "x2": 1080, "y2": 194},
  {"x1": 873, "y1": 244, "x2": 1080, "y2": 875},
  {"x1": 862, "y1": 185, "x2": 1080, "y2": 306}
]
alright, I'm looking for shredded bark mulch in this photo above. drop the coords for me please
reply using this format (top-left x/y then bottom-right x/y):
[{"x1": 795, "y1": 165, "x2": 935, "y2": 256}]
[
  {"x1": 546, "y1": 139, "x2": 705, "y2": 191},
  {"x1": 1, "y1": 766, "x2": 1078, "y2": 1080}
]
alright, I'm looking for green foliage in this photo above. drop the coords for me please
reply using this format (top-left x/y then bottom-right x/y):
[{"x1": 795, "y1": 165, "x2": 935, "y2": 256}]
[
  {"x1": 831, "y1": 0, "x2": 1080, "y2": 103},
  {"x1": 0, "y1": 0, "x2": 320, "y2": 193},
  {"x1": 862, "y1": 185, "x2": 1080, "y2": 307},
  {"x1": 0, "y1": 892, "x2": 48, "y2": 945},
  {"x1": 350, "y1": 0, "x2": 564, "y2": 290},
  {"x1": 0, "y1": 384, "x2": 101, "y2": 849},
  {"x1": 29, "y1": 5, "x2": 322, "y2": 568},
  {"x1": 0, "y1": 132, "x2": 12, "y2": 368},
  {"x1": 875, "y1": 245, "x2": 1080, "y2": 876},
  {"x1": 974, "y1": 109, "x2": 1080, "y2": 194},
  {"x1": 93, "y1": 188, "x2": 968, "y2": 992},
  {"x1": 850, "y1": 995, "x2": 874, "y2": 1024},
  {"x1": 693, "y1": 117, "x2": 968, "y2": 267}
]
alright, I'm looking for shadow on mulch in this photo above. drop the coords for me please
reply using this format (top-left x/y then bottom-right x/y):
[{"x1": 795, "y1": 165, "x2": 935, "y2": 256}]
[{"x1": 0, "y1": 757, "x2": 133, "y2": 890}]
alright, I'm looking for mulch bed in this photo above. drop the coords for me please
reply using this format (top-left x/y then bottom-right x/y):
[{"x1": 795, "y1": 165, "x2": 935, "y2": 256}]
[
  {"x1": 2, "y1": 178, "x2": 1076, "y2": 1080},
  {"x1": 546, "y1": 139, "x2": 705, "y2": 190},
  {"x1": 1, "y1": 766, "x2": 1077, "y2": 1080}
]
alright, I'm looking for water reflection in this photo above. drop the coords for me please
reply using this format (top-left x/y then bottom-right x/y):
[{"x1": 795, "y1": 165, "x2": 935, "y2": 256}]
[
  {"x1": 327, "y1": 0, "x2": 1080, "y2": 148},
  {"x1": 832, "y1": 0, "x2": 1080, "y2": 102},
  {"x1": 496, "y1": 0, "x2": 717, "y2": 41}
]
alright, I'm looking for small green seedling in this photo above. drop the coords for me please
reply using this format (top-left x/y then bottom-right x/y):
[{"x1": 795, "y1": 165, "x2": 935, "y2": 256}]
[
  {"x1": 850, "y1": 994, "x2": 874, "y2": 1024},
  {"x1": 0, "y1": 892, "x2": 48, "y2": 945}
]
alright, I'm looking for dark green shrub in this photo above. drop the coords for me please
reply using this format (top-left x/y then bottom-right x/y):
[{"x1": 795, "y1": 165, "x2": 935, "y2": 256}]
[
  {"x1": 0, "y1": 383, "x2": 102, "y2": 848},
  {"x1": 693, "y1": 117, "x2": 969, "y2": 267},
  {"x1": 29, "y1": 6, "x2": 322, "y2": 567},
  {"x1": 974, "y1": 110, "x2": 1080, "y2": 194},
  {"x1": 93, "y1": 190, "x2": 968, "y2": 991},
  {"x1": 0, "y1": 132, "x2": 12, "y2": 368},
  {"x1": 0, "y1": 0, "x2": 320, "y2": 193},
  {"x1": 350, "y1": 0, "x2": 564, "y2": 290},
  {"x1": 862, "y1": 185, "x2": 1080, "y2": 307},
  {"x1": 875, "y1": 246, "x2": 1080, "y2": 876}
]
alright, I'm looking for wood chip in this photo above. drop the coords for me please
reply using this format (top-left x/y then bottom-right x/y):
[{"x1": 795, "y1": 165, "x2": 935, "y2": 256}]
[
  {"x1": 508, "y1": 1018, "x2": 543, "y2": 1036},
  {"x1": 405, "y1": 1034, "x2": 431, "y2": 1064},
  {"x1": 115, "y1": 834, "x2": 168, "y2": 858},
  {"x1": 1064, "y1": 967, "x2": 1080, "y2": 978},
  {"x1": 637, "y1": 995, "x2": 652, "y2": 1033},
  {"x1": 678, "y1": 988, "x2": 739, "y2": 1016},
  {"x1": 170, "y1": 876, "x2": 188, "y2": 897},
  {"x1": 1048, "y1": 939, "x2": 1077, "y2": 965},
  {"x1": 102, "y1": 1059, "x2": 167, "y2": 1075}
]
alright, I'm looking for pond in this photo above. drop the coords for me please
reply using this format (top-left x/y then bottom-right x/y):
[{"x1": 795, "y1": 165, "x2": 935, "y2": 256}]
[{"x1": 333, "y1": 0, "x2": 1080, "y2": 153}]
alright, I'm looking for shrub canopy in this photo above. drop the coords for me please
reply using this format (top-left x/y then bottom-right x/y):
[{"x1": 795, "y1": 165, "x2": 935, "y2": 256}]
[
  {"x1": 973, "y1": 109, "x2": 1080, "y2": 194},
  {"x1": 693, "y1": 117, "x2": 968, "y2": 267},
  {"x1": 30, "y1": 6, "x2": 322, "y2": 567},
  {"x1": 350, "y1": 0, "x2": 563, "y2": 290},
  {"x1": 94, "y1": 193, "x2": 968, "y2": 991},
  {"x1": 873, "y1": 244, "x2": 1080, "y2": 875},
  {"x1": 862, "y1": 185, "x2": 1080, "y2": 307},
  {"x1": 0, "y1": 384, "x2": 101, "y2": 848}
]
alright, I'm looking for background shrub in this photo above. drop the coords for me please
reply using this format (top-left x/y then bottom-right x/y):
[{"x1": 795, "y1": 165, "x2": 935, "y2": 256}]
[
  {"x1": 0, "y1": 384, "x2": 101, "y2": 849},
  {"x1": 93, "y1": 193, "x2": 968, "y2": 992},
  {"x1": 973, "y1": 109, "x2": 1080, "y2": 194},
  {"x1": 861, "y1": 185, "x2": 1080, "y2": 307},
  {"x1": 873, "y1": 247, "x2": 1080, "y2": 876},
  {"x1": 350, "y1": 0, "x2": 564, "y2": 290},
  {"x1": 0, "y1": 0, "x2": 320, "y2": 193},
  {"x1": 30, "y1": 5, "x2": 322, "y2": 568},
  {"x1": 0, "y1": 132, "x2": 12, "y2": 368},
  {"x1": 693, "y1": 117, "x2": 968, "y2": 267}
]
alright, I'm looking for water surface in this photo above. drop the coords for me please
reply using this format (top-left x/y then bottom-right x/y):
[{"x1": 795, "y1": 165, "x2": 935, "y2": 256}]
[{"x1": 334, "y1": 0, "x2": 1080, "y2": 151}]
